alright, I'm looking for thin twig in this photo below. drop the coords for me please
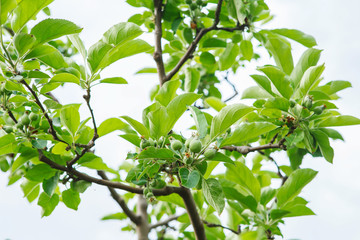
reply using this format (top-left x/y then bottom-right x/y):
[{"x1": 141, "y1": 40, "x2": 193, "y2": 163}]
[
  {"x1": 20, "y1": 79, "x2": 67, "y2": 144},
  {"x1": 38, "y1": 150, "x2": 183, "y2": 196},
  {"x1": 164, "y1": 0, "x2": 249, "y2": 83},
  {"x1": 223, "y1": 71, "x2": 238, "y2": 102},
  {"x1": 98, "y1": 171, "x2": 141, "y2": 225},
  {"x1": 203, "y1": 220, "x2": 241, "y2": 234},
  {"x1": 150, "y1": 215, "x2": 180, "y2": 229}
]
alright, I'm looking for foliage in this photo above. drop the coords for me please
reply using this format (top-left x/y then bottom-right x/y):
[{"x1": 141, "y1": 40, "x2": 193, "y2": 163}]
[{"x1": 0, "y1": 0, "x2": 359, "y2": 239}]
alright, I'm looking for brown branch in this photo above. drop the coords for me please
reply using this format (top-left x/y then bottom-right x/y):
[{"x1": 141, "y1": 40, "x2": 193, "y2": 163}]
[
  {"x1": 178, "y1": 187, "x2": 207, "y2": 240},
  {"x1": 84, "y1": 88, "x2": 98, "y2": 144},
  {"x1": 20, "y1": 79, "x2": 67, "y2": 144},
  {"x1": 153, "y1": 0, "x2": 166, "y2": 86},
  {"x1": 222, "y1": 126, "x2": 297, "y2": 154},
  {"x1": 6, "y1": 109, "x2": 18, "y2": 123},
  {"x1": 164, "y1": 0, "x2": 249, "y2": 82},
  {"x1": 203, "y1": 220, "x2": 241, "y2": 235},
  {"x1": 98, "y1": 171, "x2": 141, "y2": 225},
  {"x1": 38, "y1": 150, "x2": 182, "y2": 196},
  {"x1": 149, "y1": 215, "x2": 180, "y2": 229},
  {"x1": 223, "y1": 71, "x2": 238, "y2": 102}
]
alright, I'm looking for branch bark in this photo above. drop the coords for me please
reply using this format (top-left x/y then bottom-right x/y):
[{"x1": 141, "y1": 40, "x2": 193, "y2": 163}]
[
  {"x1": 38, "y1": 150, "x2": 182, "y2": 196},
  {"x1": 153, "y1": 0, "x2": 166, "y2": 86},
  {"x1": 203, "y1": 220, "x2": 241, "y2": 235},
  {"x1": 149, "y1": 215, "x2": 180, "y2": 229},
  {"x1": 97, "y1": 170, "x2": 141, "y2": 225},
  {"x1": 136, "y1": 195, "x2": 150, "y2": 240},
  {"x1": 179, "y1": 187, "x2": 207, "y2": 240}
]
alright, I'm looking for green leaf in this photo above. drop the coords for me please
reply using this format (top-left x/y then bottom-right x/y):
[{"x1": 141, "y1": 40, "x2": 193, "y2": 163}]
[
  {"x1": 60, "y1": 105, "x2": 80, "y2": 137},
  {"x1": 318, "y1": 115, "x2": 360, "y2": 127},
  {"x1": 276, "y1": 168, "x2": 318, "y2": 206},
  {"x1": 221, "y1": 122, "x2": 278, "y2": 146},
  {"x1": 30, "y1": 18, "x2": 83, "y2": 44},
  {"x1": 77, "y1": 153, "x2": 110, "y2": 171},
  {"x1": 250, "y1": 74, "x2": 275, "y2": 97},
  {"x1": 71, "y1": 180, "x2": 92, "y2": 193},
  {"x1": 260, "y1": 187, "x2": 276, "y2": 206},
  {"x1": 207, "y1": 152, "x2": 234, "y2": 164},
  {"x1": 5, "y1": 80, "x2": 27, "y2": 94},
  {"x1": 295, "y1": 64, "x2": 325, "y2": 98},
  {"x1": 121, "y1": 116, "x2": 149, "y2": 138},
  {"x1": 0, "y1": 134, "x2": 17, "y2": 155},
  {"x1": 20, "y1": 179, "x2": 40, "y2": 203},
  {"x1": 227, "y1": 0, "x2": 247, "y2": 24},
  {"x1": 42, "y1": 173, "x2": 59, "y2": 197},
  {"x1": 311, "y1": 130, "x2": 334, "y2": 163},
  {"x1": 270, "y1": 28, "x2": 317, "y2": 48},
  {"x1": 265, "y1": 37, "x2": 294, "y2": 75},
  {"x1": 204, "y1": 97, "x2": 226, "y2": 111},
  {"x1": 68, "y1": 34, "x2": 87, "y2": 59},
  {"x1": 180, "y1": 169, "x2": 201, "y2": 188},
  {"x1": 166, "y1": 93, "x2": 202, "y2": 132},
  {"x1": 119, "y1": 134, "x2": 141, "y2": 147},
  {"x1": 62, "y1": 189, "x2": 81, "y2": 210},
  {"x1": 14, "y1": 33, "x2": 36, "y2": 57},
  {"x1": 270, "y1": 209, "x2": 291, "y2": 220},
  {"x1": 202, "y1": 178, "x2": 225, "y2": 214},
  {"x1": 210, "y1": 103, "x2": 253, "y2": 139},
  {"x1": 241, "y1": 86, "x2": 273, "y2": 99},
  {"x1": 240, "y1": 40, "x2": 253, "y2": 61},
  {"x1": 148, "y1": 106, "x2": 170, "y2": 139},
  {"x1": 314, "y1": 80, "x2": 352, "y2": 95},
  {"x1": 137, "y1": 146, "x2": 174, "y2": 160},
  {"x1": 281, "y1": 204, "x2": 315, "y2": 218},
  {"x1": 99, "y1": 77, "x2": 127, "y2": 84},
  {"x1": 37, "y1": 192, "x2": 59, "y2": 217},
  {"x1": 185, "y1": 67, "x2": 200, "y2": 92},
  {"x1": 102, "y1": 22, "x2": 143, "y2": 46},
  {"x1": 189, "y1": 106, "x2": 208, "y2": 139},
  {"x1": 25, "y1": 44, "x2": 67, "y2": 69},
  {"x1": 25, "y1": 164, "x2": 57, "y2": 182},
  {"x1": 223, "y1": 187, "x2": 258, "y2": 212},
  {"x1": 290, "y1": 48, "x2": 322, "y2": 88},
  {"x1": 1, "y1": 0, "x2": 17, "y2": 24},
  {"x1": 155, "y1": 79, "x2": 180, "y2": 106},
  {"x1": 50, "y1": 73, "x2": 80, "y2": 84},
  {"x1": 219, "y1": 43, "x2": 239, "y2": 70},
  {"x1": 200, "y1": 52, "x2": 216, "y2": 66},
  {"x1": 101, "y1": 212, "x2": 127, "y2": 221},
  {"x1": 97, "y1": 118, "x2": 127, "y2": 137},
  {"x1": 225, "y1": 162, "x2": 261, "y2": 201},
  {"x1": 257, "y1": 65, "x2": 293, "y2": 99},
  {"x1": 11, "y1": 0, "x2": 54, "y2": 33},
  {"x1": 88, "y1": 39, "x2": 151, "y2": 73}
]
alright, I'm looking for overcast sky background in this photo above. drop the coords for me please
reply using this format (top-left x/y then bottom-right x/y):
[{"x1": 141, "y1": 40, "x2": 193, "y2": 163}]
[{"x1": 1, "y1": 0, "x2": 360, "y2": 239}]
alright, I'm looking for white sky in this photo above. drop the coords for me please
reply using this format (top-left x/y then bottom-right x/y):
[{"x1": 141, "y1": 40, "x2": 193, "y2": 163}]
[{"x1": 1, "y1": 0, "x2": 360, "y2": 239}]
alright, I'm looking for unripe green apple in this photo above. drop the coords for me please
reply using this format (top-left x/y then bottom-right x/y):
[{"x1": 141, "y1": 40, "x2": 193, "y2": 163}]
[
  {"x1": 171, "y1": 140, "x2": 183, "y2": 151},
  {"x1": 140, "y1": 139, "x2": 150, "y2": 149},
  {"x1": 190, "y1": 3, "x2": 197, "y2": 10},
  {"x1": 302, "y1": 95, "x2": 313, "y2": 109},
  {"x1": 289, "y1": 100, "x2": 296, "y2": 108},
  {"x1": 313, "y1": 105, "x2": 326, "y2": 115},
  {"x1": 185, "y1": 0, "x2": 192, "y2": 4},
  {"x1": 189, "y1": 139, "x2": 202, "y2": 153},
  {"x1": 20, "y1": 115, "x2": 30, "y2": 126},
  {"x1": 204, "y1": 149, "x2": 216, "y2": 159},
  {"x1": 185, "y1": 136, "x2": 194, "y2": 148},
  {"x1": 29, "y1": 112, "x2": 39, "y2": 121},
  {"x1": 2, "y1": 125, "x2": 13, "y2": 133}
]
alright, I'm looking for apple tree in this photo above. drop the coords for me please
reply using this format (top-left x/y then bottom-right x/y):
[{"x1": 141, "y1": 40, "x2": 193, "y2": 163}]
[{"x1": 0, "y1": 0, "x2": 359, "y2": 239}]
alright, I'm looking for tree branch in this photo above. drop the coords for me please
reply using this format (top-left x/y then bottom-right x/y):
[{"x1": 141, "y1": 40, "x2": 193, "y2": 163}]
[
  {"x1": 97, "y1": 170, "x2": 141, "y2": 225},
  {"x1": 38, "y1": 150, "x2": 182, "y2": 196},
  {"x1": 153, "y1": 0, "x2": 166, "y2": 86},
  {"x1": 179, "y1": 187, "x2": 207, "y2": 240},
  {"x1": 222, "y1": 126, "x2": 297, "y2": 154},
  {"x1": 203, "y1": 220, "x2": 241, "y2": 235},
  {"x1": 20, "y1": 79, "x2": 67, "y2": 144},
  {"x1": 223, "y1": 71, "x2": 238, "y2": 102},
  {"x1": 164, "y1": 0, "x2": 249, "y2": 82},
  {"x1": 149, "y1": 215, "x2": 180, "y2": 229}
]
